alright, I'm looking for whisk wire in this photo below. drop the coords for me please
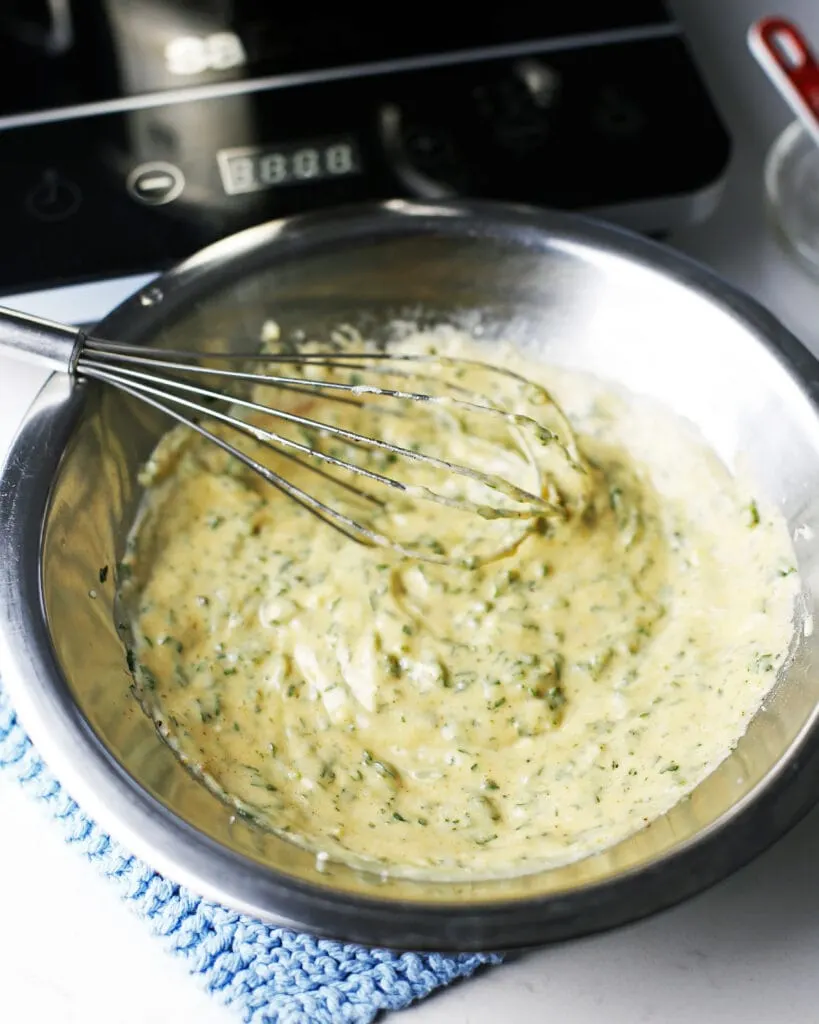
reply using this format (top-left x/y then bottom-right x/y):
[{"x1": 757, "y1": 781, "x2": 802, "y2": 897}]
[
  {"x1": 81, "y1": 343, "x2": 586, "y2": 473},
  {"x1": 78, "y1": 355, "x2": 556, "y2": 520},
  {"x1": 0, "y1": 305, "x2": 593, "y2": 565},
  {"x1": 92, "y1": 370, "x2": 392, "y2": 550},
  {"x1": 82, "y1": 362, "x2": 410, "y2": 496}
]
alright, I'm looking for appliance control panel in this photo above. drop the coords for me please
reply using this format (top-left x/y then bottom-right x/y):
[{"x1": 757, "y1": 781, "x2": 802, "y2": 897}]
[{"x1": 0, "y1": 33, "x2": 729, "y2": 293}]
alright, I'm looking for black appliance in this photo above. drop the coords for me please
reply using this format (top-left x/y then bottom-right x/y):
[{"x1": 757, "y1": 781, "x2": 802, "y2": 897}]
[{"x1": 0, "y1": 2, "x2": 731, "y2": 294}]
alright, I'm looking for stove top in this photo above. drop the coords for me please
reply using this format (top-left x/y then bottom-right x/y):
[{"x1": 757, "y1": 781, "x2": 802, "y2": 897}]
[{"x1": 0, "y1": 2, "x2": 730, "y2": 295}]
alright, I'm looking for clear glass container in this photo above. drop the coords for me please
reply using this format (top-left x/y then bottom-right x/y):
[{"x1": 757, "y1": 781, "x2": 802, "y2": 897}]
[{"x1": 765, "y1": 119, "x2": 819, "y2": 275}]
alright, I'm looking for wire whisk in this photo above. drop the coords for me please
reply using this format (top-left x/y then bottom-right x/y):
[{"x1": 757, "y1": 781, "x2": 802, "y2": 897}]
[{"x1": 0, "y1": 306, "x2": 591, "y2": 566}]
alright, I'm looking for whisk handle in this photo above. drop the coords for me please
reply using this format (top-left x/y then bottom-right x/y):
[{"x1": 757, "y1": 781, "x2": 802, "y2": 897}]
[{"x1": 0, "y1": 305, "x2": 82, "y2": 373}]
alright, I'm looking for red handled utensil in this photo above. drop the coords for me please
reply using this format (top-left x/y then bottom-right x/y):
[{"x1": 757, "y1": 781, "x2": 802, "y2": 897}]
[{"x1": 748, "y1": 16, "x2": 819, "y2": 147}]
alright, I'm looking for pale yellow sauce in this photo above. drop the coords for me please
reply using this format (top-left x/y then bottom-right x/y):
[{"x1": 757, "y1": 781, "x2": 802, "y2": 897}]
[{"x1": 123, "y1": 328, "x2": 798, "y2": 881}]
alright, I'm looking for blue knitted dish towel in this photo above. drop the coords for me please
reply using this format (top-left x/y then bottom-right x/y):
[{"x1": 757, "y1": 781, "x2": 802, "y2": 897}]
[{"x1": 0, "y1": 686, "x2": 501, "y2": 1023}]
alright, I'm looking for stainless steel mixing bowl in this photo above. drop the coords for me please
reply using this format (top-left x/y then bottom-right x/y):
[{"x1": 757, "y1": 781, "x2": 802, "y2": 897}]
[{"x1": 2, "y1": 200, "x2": 819, "y2": 952}]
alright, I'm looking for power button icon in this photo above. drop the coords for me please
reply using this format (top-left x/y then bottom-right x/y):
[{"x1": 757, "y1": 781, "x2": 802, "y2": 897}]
[{"x1": 25, "y1": 170, "x2": 82, "y2": 222}]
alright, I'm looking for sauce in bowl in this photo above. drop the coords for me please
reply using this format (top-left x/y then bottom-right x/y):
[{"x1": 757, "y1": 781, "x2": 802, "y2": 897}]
[{"x1": 123, "y1": 328, "x2": 798, "y2": 881}]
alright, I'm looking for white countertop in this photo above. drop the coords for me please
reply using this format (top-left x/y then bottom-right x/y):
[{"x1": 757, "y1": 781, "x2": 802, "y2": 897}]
[{"x1": 4, "y1": 2, "x2": 819, "y2": 1021}]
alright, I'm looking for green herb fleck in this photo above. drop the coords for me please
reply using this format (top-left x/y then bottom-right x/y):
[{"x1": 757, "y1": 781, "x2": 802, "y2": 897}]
[
  {"x1": 196, "y1": 693, "x2": 222, "y2": 722},
  {"x1": 752, "y1": 652, "x2": 775, "y2": 673},
  {"x1": 474, "y1": 834, "x2": 498, "y2": 846},
  {"x1": 139, "y1": 666, "x2": 158, "y2": 691},
  {"x1": 580, "y1": 648, "x2": 613, "y2": 681},
  {"x1": 373, "y1": 759, "x2": 400, "y2": 781}
]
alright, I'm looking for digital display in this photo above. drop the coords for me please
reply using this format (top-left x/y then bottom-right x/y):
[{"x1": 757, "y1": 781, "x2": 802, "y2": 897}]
[{"x1": 216, "y1": 137, "x2": 361, "y2": 195}]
